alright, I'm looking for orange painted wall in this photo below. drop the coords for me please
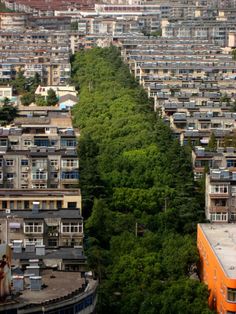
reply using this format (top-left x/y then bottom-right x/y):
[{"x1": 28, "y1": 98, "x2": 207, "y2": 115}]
[{"x1": 197, "y1": 224, "x2": 236, "y2": 314}]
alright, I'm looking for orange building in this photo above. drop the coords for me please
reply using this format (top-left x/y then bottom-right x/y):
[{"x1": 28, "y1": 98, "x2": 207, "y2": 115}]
[{"x1": 197, "y1": 224, "x2": 236, "y2": 314}]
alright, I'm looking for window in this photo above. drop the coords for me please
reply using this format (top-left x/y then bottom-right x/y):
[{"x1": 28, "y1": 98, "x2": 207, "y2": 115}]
[
  {"x1": 48, "y1": 239, "x2": 58, "y2": 247},
  {"x1": 0, "y1": 160, "x2": 3, "y2": 167},
  {"x1": 24, "y1": 140, "x2": 31, "y2": 146},
  {"x1": 0, "y1": 172, "x2": 2, "y2": 180},
  {"x1": 6, "y1": 160, "x2": 14, "y2": 166},
  {"x1": 50, "y1": 160, "x2": 58, "y2": 166},
  {"x1": 61, "y1": 222, "x2": 83, "y2": 234},
  {"x1": 211, "y1": 185, "x2": 228, "y2": 194},
  {"x1": 228, "y1": 288, "x2": 236, "y2": 302},
  {"x1": 61, "y1": 139, "x2": 77, "y2": 147},
  {"x1": 57, "y1": 201, "x2": 62, "y2": 208},
  {"x1": 0, "y1": 139, "x2": 7, "y2": 146},
  {"x1": 68, "y1": 202, "x2": 77, "y2": 208},
  {"x1": 34, "y1": 139, "x2": 49, "y2": 147},
  {"x1": 62, "y1": 159, "x2": 78, "y2": 168},
  {"x1": 50, "y1": 172, "x2": 58, "y2": 179},
  {"x1": 24, "y1": 222, "x2": 43, "y2": 234},
  {"x1": 24, "y1": 238, "x2": 43, "y2": 246},
  {"x1": 31, "y1": 171, "x2": 47, "y2": 180},
  {"x1": 21, "y1": 159, "x2": 29, "y2": 166},
  {"x1": 2, "y1": 201, "x2": 7, "y2": 209},
  {"x1": 21, "y1": 173, "x2": 28, "y2": 179},
  {"x1": 32, "y1": 183, "x2": 47, "y2": 189},
  {"x1": 32, "y1": 159, "x2": 47, "y2": 168},
  {"x1": 6, "y1": 173, "x2": 14, "y2": 179},
  {"x1": 61, "y1": 171, "x2": 79, "y2": 180},
  {"x1": 210, "y1": 213, "x2": 228, "y2": 222},
  {"x1": 24, "y1": 201, "x2": 29, "y2": 209},
  {"x1": 49, "y1": 201, "x2": 54, "y2": 209}
]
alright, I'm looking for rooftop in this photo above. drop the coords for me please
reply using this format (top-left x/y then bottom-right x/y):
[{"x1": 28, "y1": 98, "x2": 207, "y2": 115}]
[
  {"x1": 199, "y1": 223, "x2": 236, "y2": 278},
  {"x1": 18, "y1": 270, "x2": 85, "y2": 305}
]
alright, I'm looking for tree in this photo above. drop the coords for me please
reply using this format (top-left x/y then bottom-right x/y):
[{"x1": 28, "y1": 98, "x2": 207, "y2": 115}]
[
  {"x1": 0, "y1": 105, "x2": 18, "y2": 125},
  {"x1": 13, "y1": 70, "x2": 26, "y2": 94},
  {"x1": 20, "y1": 92, "x2": 35, "y2": 106},
  {"x1": 3, "y1": 97, "x2": 10, "y2": 106},
  {"x1": 46, "y1": 88, "x2": 58, "y2": 106},
  {"x1": 207, "y1": 132, "x2": 217, "y2": 152},
  {"x1": 232, "y1": 48, "x2": 236, "y2": 61},
  {"x1": 35, "y1": 95, "x2": 47, "y2": 106},
  {"x1": 71, "y1": 47, "x2": 209, "y2": 314},
  {"x1": 70, "y1": 21, "x2": 78, "y2": 30}
]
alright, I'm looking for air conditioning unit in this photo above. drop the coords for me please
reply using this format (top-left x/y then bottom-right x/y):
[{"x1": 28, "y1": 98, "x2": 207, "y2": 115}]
[{"x1": 5, "y1": 209, "x2": 11, "y2": 214}]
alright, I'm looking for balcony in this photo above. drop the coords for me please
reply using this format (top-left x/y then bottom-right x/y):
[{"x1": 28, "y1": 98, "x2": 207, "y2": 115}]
[
  {"x1": 209, "y1": 193, "x2": 229, "y2": 198},
  {"x1": 209, "y1": 206, "x2": 229, "y2": 213}
]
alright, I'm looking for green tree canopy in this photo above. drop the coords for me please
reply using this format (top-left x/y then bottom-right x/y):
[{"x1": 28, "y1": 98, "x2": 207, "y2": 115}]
[{"x1": 71, "y1": 46, "x2": 211, "y2": 314}]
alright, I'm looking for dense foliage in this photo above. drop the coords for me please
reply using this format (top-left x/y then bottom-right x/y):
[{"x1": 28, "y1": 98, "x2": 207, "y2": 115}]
[
  {"x1": 0, "y1": 104, "x2": 18, "y2": 125},
  {"x1": 71, "y1": 47, "x2": 212, "y2": 314}
]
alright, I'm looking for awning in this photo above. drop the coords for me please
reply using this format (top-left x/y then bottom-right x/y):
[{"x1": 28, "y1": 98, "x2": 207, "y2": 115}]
[{"x1": 9, "y1": 222, "x2": 21, "y2": 229}]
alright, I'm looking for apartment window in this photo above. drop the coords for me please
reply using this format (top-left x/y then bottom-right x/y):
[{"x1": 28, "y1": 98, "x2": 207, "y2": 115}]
[
  {"x1": 21, "y1": 160, "x2": 29, "y2": 166},
  {"x1": 17, "y1": 201, "x2": 22, "y2": 209},
  {"x1": 227, "y1": 160, "x2": 236, "y2": 167},
  {"x1": 62, "y1": 159, "x2": 78, "y2": 168},
  {"x1": 6, "y1": 160, "x2": 14, "y2": 166},
  {"x1": 0, "y1": 172, "x2": 2, "y2": 180},
  {"x1": 48, "y1": 239, "x2": 58, "y2": 247},
  {"x1": 24, "y1": 238, "x2": 43, "y2": 246},
  {"x1": 32, "y1": 171, "x2": 47, "y2": 180},
  {"x1": 32, "y1": 159, "x2": 47, "y2": 168},
  {"x1": 6, "y1": 173, "x2": 14, "y2": 179},
  {"x1": 211, "y1": 185, "x2": 228, "y2": 194},
  {"x1": 24, "y1": 140, "x2": 31, "y2": 146},
  {"x1": 61, "y1": 171, "x2": 79, "y2": 180},
  {"x1": 24, "y1": 201, "x2": 29, "y2": 209},
  {"x1": 32, "y1": 184, "x2": 47, "y2": 189},
  {"x1": 0, "y1": 139, "x2": 7, "y2": 146},
  {"x1": 24, "y1": 222, "x2": 43, "y2": 234},
  {"x1": 49, "y1": 201, "x2": 54, "y2": 209},
  {"x1": 57, "y1": 201, "x2": 62, "y2": 208},
  {"x1": 50, "y1": 172, "x2": 58, "y2": 179},
  {"x1": 61, "y1": 139, "x2": 77, "y2": 147},
  {"x1": 34, "y1": 139, "x2": 49, "y2": 147},
  {"x1": 0, "y1": 160, "x2": 3, "y2": 167},
  {"x1": 210, "y1": 213, "x2": 228, "y2": 222},
  {"x1": 2, "y1": 201, "x2": 7, "y2": 209},
  {"x1": 68, "y1": 202, "x2": 77, "y2": 209},
  {"x1": 21, "y1": 173, "x2": 28, "y2": 179},
  {"x1": 50, "y1": 160, "x2": 58, "y2": 166},
  {"x1": 21, "y1": 185, "x2": 28, "y2": 189},
  {"x1": 227, "y1": 288, "x2": 236, "y2": 302},
  {"x1": 61, "y1": 222, "x2": 83, "y2": 234}
]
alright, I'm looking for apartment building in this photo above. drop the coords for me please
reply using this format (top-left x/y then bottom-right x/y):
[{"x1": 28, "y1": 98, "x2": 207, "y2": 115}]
[
  {"x1": 0, "y1": 107, "x2": 82, "y2": 250},
  {"x1": 205, "y1": 168, "x2": 236, "y2": 222},
  {"x1": 0, "y1": 116, "x2": 79, "y2": 189},
  {"x1": 0, "y1": 12, "x2": 28, "y2": 30},
  {"x1": 0, "y1": 30, "x2": 71, "y2": 85},
  {"x1": 2, "y1": 0, "x2": 95, "y2": 16},
  {"x1": 197, "y1": 224, "x2": 236, "y2": 313},
  {"x1": 162, "y1": 20, "x2": 235, "y2": 47}
]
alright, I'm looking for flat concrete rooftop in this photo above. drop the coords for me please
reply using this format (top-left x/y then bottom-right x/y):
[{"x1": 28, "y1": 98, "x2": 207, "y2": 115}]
[{"x1": 200, "y1": 223, "x2": 236, "y2": 278}]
